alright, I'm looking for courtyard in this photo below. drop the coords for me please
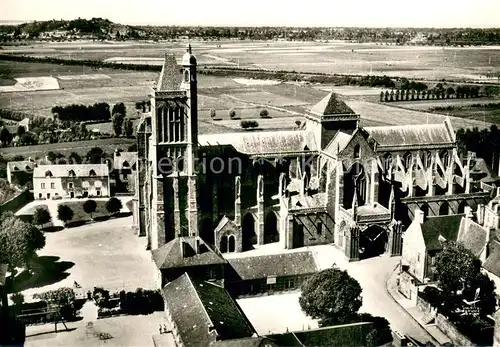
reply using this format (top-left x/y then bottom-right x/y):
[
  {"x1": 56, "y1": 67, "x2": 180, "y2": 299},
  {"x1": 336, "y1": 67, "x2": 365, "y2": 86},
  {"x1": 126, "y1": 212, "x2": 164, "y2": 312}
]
[{"x1": 18, "y1": 216, "x2": 157, "y2": 302}]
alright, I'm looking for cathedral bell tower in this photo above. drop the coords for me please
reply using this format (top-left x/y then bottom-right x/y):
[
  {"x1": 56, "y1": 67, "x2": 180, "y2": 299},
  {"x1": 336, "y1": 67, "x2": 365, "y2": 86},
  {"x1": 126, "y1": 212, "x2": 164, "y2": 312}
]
[{"x1": 149, "y1": 44, "x2": 199, "y2": 249}]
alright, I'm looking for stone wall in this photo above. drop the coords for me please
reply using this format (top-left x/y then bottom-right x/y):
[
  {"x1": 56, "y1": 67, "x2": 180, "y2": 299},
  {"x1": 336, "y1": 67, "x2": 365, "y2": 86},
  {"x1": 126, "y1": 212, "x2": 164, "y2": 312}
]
[
  {"x1": 416, "y1": 294, "x2": 432, "y2": 313},
  {"x1": 436, "y1": 313, "x2": 476, "y2": 347}
]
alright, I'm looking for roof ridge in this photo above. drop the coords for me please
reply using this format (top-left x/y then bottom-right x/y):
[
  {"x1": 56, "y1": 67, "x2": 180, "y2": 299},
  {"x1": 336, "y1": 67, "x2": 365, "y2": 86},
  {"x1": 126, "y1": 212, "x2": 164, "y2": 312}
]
[{"x1": 188, "y1": 274, "x2": 216, "y2": 333}]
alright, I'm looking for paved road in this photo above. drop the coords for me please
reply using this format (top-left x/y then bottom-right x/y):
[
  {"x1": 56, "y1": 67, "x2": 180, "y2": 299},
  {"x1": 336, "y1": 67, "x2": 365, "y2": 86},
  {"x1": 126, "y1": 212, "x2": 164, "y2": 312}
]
[{"x1": 312, "y1": 245, "x2": 438, "y2": 344}]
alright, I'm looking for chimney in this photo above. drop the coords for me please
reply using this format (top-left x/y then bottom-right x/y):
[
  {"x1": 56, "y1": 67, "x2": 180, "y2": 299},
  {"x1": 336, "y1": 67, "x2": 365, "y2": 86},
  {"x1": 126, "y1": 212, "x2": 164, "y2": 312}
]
[
  {"x1": 464, "y1": 206, "x2": 473, "y2": 219},
  {"x1": 414, "y1": 209, "x2": 425, "y2": 224},
  {"x1": 195, "y1": 239, "x2": 200, "y2": 254}
]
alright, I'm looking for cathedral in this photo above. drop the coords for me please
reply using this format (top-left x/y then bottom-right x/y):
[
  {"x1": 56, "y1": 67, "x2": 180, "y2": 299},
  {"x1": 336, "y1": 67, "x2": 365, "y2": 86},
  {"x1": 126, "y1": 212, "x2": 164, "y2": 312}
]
[{"x1": 135, "y1": 45, "x2": 492, "y2": 279}]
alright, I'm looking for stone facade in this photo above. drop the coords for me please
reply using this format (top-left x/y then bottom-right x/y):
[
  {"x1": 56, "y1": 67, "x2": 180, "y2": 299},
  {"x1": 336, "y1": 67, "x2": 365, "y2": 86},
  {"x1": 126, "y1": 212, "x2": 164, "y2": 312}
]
[{"x1": 136, "y1": 45, "x2": 495, "y2": 272}]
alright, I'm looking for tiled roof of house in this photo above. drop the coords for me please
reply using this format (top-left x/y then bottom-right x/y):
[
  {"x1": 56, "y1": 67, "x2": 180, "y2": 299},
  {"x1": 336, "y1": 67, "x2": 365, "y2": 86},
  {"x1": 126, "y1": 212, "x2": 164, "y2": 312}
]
[
  {"x1": 157, "y1": 53, "x2": 182, "y2": 91},
  {"x1": 457, "y1": 218, "x2": 488, "y2": 258},
  {"x1": 151, "y1": 236, "x2": 226, "y2": 270},
  {"x1": 483, "y1": 240, "x2": 500, "y2": 277},
  {"x1": 33, "y1": 164, "x2": 108, "y2": 178},
  {"x1": 113, "y1": 151, "x2": 138, "y2": 170},
  {"x1": 228, "y1": 251, "x2": 318, "y2": 280},
  {"x1": 364, "y1": 123, "x2": 454, "y2": 149},
  {"x1": 162, "y1": 273, "x2": 255, "y2": 347},
  {"x1": 310, "y1": 92, "x2": 356, "y2": 116},
  {"x1": 198, "y1": 130, "x2": 316, "y2": 155},
  {"x1": 422, "y1": 214, "x2": 463, "y2": 251},
  {"x1": 266, "y1": 322, "x2": 375, "y2": 347},
  {"x1": 7, "y1": 161, "x2": 35, "y2": 173}
]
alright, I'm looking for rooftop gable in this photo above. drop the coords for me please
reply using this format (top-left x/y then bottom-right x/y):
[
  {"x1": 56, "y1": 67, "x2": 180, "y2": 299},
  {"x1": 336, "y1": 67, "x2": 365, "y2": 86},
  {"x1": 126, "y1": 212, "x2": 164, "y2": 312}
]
[
  {"x1": 457, "y1": 217, "x2": 488, "y2": 258},
  {"x1": 33, "y1": 164, "x2": 108, "y2": 178},
  {"x1": 151, "y1": 236, "x2": 226, "y2": 270}
]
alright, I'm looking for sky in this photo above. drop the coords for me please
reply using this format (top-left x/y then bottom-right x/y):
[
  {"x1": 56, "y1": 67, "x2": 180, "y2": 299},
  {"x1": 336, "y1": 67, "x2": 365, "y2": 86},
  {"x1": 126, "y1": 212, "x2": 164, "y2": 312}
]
[{"x1": 2, "y1": 0, "x2": 500, "y2": 28}]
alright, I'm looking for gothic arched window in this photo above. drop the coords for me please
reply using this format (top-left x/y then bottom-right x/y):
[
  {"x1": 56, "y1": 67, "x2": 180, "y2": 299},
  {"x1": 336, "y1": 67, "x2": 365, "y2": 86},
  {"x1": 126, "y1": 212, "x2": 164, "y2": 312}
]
[
  {"x1": 354, "y1": 144, "x2": 361, "y2": 159},
  {"x1": 184, "y1": 70, "x2": 189, "y2": 82},
  {"x1": 403, "y1": 152, "x2": 412, "y2": 170},
  {"x1": 383, "y1": 153, "x2": 392, "y2": 171},
  {"x1": 423, "y1": 151, "x2": 432, "y2": 169},
  {"x1": 440, "y1": 150, "x2": 450, "y2": 167}
]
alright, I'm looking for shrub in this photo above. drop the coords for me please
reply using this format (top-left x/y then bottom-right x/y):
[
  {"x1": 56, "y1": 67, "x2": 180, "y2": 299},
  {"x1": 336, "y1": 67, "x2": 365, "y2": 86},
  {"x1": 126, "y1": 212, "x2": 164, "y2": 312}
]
[
  {"x1": 119, "y1": 288, "x2": 163, "y2": 315},
  {"x1": 105, "y1": 197, "x2": 123, "y2": 215},
  {"x1": 240, "y1": 120, "x2": 259, "y2": 129},
  {"x1": 259, "y1": 109, "x2": 270, "y2": 118},
  {"x1": 11, "y1": 292, "x2": 24, "y2": 306},
  {"x1": 33, "y1": 206, "x2": 51, "y2": 227},
  {"x1": 57, "y1": 204, "x2": 74, "y2": 226},
  {"x1": 228, "y1": 108, "x2": 236, "y2": 119},
  {"x1": 210, "y1": 108, "x2": 217, "y2": 119}
]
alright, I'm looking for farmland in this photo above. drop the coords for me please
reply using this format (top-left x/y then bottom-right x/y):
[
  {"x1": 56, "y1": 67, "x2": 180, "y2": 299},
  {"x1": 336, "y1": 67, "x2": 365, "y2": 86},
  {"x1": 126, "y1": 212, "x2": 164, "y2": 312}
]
[{"x1": 1, "y1": 40, "x2": 499, "y2": 140}]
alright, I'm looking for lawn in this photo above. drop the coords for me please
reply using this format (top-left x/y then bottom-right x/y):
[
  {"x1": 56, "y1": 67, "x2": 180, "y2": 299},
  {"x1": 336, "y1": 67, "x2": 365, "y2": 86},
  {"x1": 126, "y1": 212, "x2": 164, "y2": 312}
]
[{"x1": 64, "y1": 200, "x2": 112, "y2": 224}]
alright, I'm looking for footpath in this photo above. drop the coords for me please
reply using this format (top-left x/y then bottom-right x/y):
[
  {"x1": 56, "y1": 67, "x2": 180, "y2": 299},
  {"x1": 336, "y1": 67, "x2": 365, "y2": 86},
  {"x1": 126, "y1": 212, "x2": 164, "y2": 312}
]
[{"x1": 385, "y1": 265, "x2": 451, "y2": 346}]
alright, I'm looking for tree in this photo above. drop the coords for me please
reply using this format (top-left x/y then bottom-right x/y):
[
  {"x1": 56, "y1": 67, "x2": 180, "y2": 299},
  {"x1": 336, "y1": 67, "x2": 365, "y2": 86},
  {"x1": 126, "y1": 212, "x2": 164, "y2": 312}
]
[
  {"x1": 360, "y1": 314, "x2": 393, "y2": 347},
  {"x1": 0, "y1": 214, "x2": 45, "y2": 276},
  {"x1": 16, "y1": 126, "x2": 26, "y2": 137},
  {"x1": 210, "y1": 108, "x2": 217, "y2": 119},
  {"x1": 68, "y1": 152, "x2": 82, "y2": 164},
  {"x1": 57, "y1": 204, "x2": 74, "y2": 227},
  {"x1": 111, "y1": 102, "x2": 126, "y2": 118},
  {"x1": 228, "y1": 108, "x2": 236, "y2": 119},
  {"x1": 299, "y1": 267, "x2": 362, "y2": 326},
  {"x1": 83, "y1": 199, "x2": 97, "y2": 220},
  {"x1": 86, "y1": 147, "x2": 104, "y2": 164},
  {"x1": 112, "y1": 113, "x2": 125, "y2": 136},
  {"x1": 105, "y1": 197, "x2": 122, "y2": 215},
  {"x1": 123, "y1": 119, "x2": 134, "y2": 138},
  {"x1": 0, "y1": 126, "x2": 12, "y2": 146},
  {"x1": 259, "y1": 109, "x2": 270, "y2": 118},
  {"x1": 32, "y1": 207, "x2": 51, "y2": 228},
  {"x1": 435, "y1": 242, "x2": 481, "y2": 296},
  {"x1": 11, "y1": 292, "x2": 24, "y2": 306}
]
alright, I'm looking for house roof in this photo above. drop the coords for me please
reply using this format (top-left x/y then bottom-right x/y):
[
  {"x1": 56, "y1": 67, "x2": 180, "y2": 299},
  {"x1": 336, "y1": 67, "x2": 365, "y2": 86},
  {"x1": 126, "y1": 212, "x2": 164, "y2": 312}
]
[
  {"x1": 113, "y1": 151, "x2": 138, "y2": 170},
  {"x1": 19, "y1": 118, "x2": 30, "y2": 126},
  {"x1": 309, "y1": 92, "x2": 355, "y2": 116},
  {"x1": 33, "y1": 164, "x2": 108, "y2": 178},
  {"x1": 151, "y1": 236, "x2": 226, "y2": 270},
  {"x1": 484, "y1": 240, "x2": 500, "y2": 277},
  {"x1": 211, "y1": 337, "x2": 276, "y2": 347},
  {"x1": 162, "y1": 273, "x2": 255, "y2": 347},
  {"x1": 457, "y1": 218, "x2": 488, "y2": 258},
  {"x1": 157, "y1": 53, "x2": 182, "y2": 91},
  {"x1": 214, "y1": 216, "x2": 236, "y2": 234},
  {"x1": 266, "y1": 322, "x2": 375, "y2": 347},
  {"x1": 228, "y1": 251, "x2": 318, "y2": 280},
  {"x1": 198, "y1": 130, "x2": 316, "y2": 155},
  {"x1": 422, "y1": 214, "x2": 463, "y2": 251},
  {"x1": 364, "y1": 123, "x2": 454, "y2": 149},
  {"x1": 7, "y1": 161, "x2": 35, "y2": 173}
]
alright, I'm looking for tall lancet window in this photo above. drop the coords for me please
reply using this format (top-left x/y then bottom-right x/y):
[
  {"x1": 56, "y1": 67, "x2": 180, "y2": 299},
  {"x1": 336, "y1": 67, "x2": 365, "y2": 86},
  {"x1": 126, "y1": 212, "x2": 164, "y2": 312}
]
[
  {"x1": 168, "y1": 108, "x2": 175, "y2": 141},
  {"x1": 174, "y1": 108, "x2": 181, "y2": 141},
  {"x1": 179, "y1": 107, "x2": 185, "y2": 141},
  {"x1": 157, "y1": 107, "x2": 163, "y2": 142}
]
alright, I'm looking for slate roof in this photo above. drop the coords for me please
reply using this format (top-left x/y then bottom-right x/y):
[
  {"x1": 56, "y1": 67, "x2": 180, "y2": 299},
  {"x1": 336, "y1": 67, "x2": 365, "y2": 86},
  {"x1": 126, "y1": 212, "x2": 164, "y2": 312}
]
[
  {"x1": 421, "y1": 214, "x2": 463, "y2": 251},
  {"x1": 198, "y1": 130, "x2": 316, "y2": 155},
  {"x1": 266, "y1": 322, "x2": 375, "y2": 347},
  {"x1": 484, "y1": 240, "x2": 500, "y2": 277},
  {"x1": 7, "y1": 161, "x2": 35, "y2": 173},
  {"x1": 33, "y1": 164, "x2": 108, "y2": 178},
  {"x1": 469, "y1": 157, "x2": 500, "y2": 183},
  {"x1": 113, "y1": 151, "x2": 138, "y2": 170},
  {"x1": 162, "y1": 273, "x2": 255, "y2": 347},
  {"x1": 228, "y1": 251, "x2": 318, "y2": 280},
  {"x1": 211, "y1": 337, "x2": 276, "y2": 347},
  {"x1": 364, "y1": 123, "x2": 454, "y2": 149},
  {"x1": 214, "y1": 216, "x2": 236, "y2": 234},
  {"x1": 323, "y1": 131, "x2": 352, "y2": 156},
  {"x1": 151, "y1": 236, "x2": 226, "y2": 270},
  {"x1": 157, "y1": 53, "x2": 182, "y2": 91},
  {"x1": 457, "y1": 218, "x2": 488, "y2": 258},
  {"x1": 310, "y1": 92, "x2": 355, "y2": 116}
]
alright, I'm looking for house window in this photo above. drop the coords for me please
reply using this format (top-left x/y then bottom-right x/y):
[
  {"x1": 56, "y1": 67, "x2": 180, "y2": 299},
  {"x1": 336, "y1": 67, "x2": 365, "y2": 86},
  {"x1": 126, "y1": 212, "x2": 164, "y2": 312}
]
[
  {"x1": 89, "y1": 169, "x2": 97, "y2": 177},
  {"x1": 41, "y1": 183, "x2": 45, "y2": 189},
  {"x1": 96, "y1": 189, "x2": 101, "y2": 196},
  {"x1": 68, "y1": 182, "x2": 74, "y2": 189},
  {"x1": 417, "y1": 253, "x2": 421, "y2": 262},
  {"x1": 184, "y1": 70, "x2": 189, "y2": 82},
  {"x1": 51, "y1": 182, "x2": 55, "y2": 189}
]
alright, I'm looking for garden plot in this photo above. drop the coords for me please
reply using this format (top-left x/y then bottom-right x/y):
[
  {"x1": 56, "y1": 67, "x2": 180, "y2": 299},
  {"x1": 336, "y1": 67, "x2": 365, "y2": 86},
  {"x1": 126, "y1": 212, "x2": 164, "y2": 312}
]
[{"x1": 0, "y1": 76, "x2": 60, "y2": 92}]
